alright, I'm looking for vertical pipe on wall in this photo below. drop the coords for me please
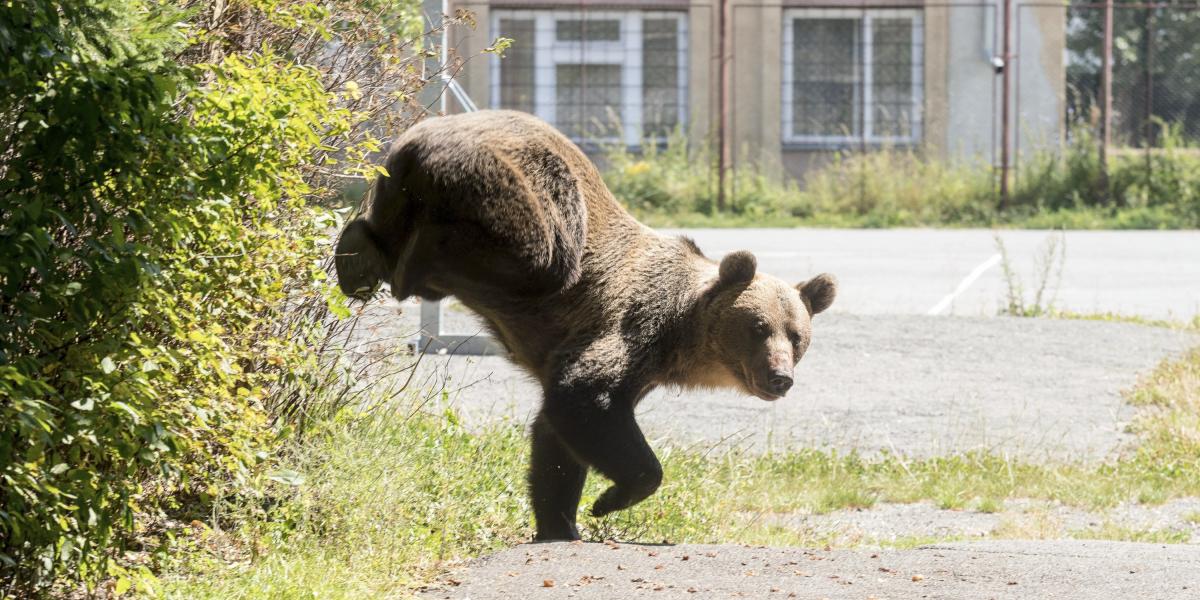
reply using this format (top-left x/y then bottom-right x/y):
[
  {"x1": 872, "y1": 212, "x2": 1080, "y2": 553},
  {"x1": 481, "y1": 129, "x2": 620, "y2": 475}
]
[
  {"x1": 999, "y1": 0, "x2": 1012, "y2": 210},
  {"x1": 716, "y1": 0, "x2": 729, "y2": 213},
  {"x1": 1144, "y1": 7, "x2": 1155, "y2": 179},
  {"x1": 1100, "y1": 0, "x2": 1114, "y2": 202}
]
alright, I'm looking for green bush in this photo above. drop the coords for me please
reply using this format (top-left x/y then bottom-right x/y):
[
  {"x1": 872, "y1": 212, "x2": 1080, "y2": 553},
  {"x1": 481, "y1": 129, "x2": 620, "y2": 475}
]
[{"x1": 0, "y1": 0, "x2": 410, "y2": 591}]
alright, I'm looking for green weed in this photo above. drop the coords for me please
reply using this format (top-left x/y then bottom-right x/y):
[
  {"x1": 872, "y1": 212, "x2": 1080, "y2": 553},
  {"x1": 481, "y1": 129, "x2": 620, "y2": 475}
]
[{"x1": 1071, "y1": 523, "x2": 1192, "y2": 544}]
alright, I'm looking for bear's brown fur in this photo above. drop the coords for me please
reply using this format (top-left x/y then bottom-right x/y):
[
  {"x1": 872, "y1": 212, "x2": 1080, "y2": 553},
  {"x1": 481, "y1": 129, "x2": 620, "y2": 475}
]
[{"x1": 335, "y1": 110, "x2": 836, "y2": 540}]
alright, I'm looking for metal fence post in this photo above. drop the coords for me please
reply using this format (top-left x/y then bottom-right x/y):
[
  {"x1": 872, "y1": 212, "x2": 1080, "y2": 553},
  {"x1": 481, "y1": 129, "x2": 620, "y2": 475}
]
[
  {"x1": 1099, "y1": 0, "x2": 1114, "y2": 203},
  {"x1": 416, "y1": 298, "x2": 506, "y2": 356},
  {"x1": 999, "y1": 0, "x2": 1012, "y2": 210},
  {"x1": 716, "y1": 0, "x2": 729, "y2": 213}
]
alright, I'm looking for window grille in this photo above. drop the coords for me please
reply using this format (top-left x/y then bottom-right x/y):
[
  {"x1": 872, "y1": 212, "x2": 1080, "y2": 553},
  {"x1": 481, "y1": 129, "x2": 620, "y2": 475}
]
[
  {"x1": 491, "y1": 10, "x2": 688, "y2": 147},
  {"x1": 782, "y1": 8, "x2": 924, "y2": 147}
]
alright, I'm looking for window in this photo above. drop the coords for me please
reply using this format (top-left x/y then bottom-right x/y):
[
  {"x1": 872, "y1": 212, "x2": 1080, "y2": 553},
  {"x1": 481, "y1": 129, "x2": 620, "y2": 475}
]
[
  {"x1": 782, "y1": 9, "x2": 923, "y2": 146},
  {"x1": 492, "y1": 10, "x2": 688, "y2": 146}
]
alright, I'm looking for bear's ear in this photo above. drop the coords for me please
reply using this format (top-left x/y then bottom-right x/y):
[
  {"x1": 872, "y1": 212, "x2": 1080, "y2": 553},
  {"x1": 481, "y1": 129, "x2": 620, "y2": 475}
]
[
  {"x1": 797, "y1": 273, "x2": 837, "y2": 315},
  {"x1": 718, "y1": 251, "x2": 757, "y2": 286}
]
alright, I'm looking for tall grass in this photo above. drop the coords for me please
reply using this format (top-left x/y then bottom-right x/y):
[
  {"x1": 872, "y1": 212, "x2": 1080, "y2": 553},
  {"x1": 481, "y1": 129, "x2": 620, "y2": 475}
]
[{"x1": 603, "y1": 126, "x2": 1200, "y2": 228}]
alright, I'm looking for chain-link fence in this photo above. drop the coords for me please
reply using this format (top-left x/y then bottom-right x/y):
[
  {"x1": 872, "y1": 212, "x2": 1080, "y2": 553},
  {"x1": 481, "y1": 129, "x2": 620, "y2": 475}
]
[
  {"x1": 447, "y1": 1, "x2": 1200, "y2": 209},
  {"x1": 1063, "y1": 2, "x2": 1200, "y2": 149}
]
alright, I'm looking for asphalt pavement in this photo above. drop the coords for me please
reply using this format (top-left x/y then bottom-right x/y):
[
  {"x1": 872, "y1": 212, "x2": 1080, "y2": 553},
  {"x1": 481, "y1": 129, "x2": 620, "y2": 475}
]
[
  {"x1": 361, "y1": 308, "x2": 1195, "y2": 460},
  {"x1": 662, "y1": 228, "x2": 1200, "y2": 319},
  {"x1": 421, "y1": 540, "x2": 1200, "y2": 600}
]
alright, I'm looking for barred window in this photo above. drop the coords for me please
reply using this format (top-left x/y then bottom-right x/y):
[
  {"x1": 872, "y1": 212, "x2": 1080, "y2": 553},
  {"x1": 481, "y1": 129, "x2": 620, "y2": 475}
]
[
  {"x1": 782, "y1": 9, "x2": 924, "y2": 146},
  {"x1": 491, "y1": 10, "x2": 688, "y2": 146}
]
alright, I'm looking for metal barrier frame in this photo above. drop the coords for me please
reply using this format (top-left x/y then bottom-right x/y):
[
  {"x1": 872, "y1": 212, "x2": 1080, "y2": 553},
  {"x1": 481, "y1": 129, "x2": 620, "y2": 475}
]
[{"x1": 415, "y1": 299, "x2": 507, "y2": 355}]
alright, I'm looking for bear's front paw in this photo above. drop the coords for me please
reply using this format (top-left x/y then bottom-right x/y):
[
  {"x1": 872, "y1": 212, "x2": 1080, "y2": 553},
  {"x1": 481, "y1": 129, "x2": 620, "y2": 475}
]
[{"x1": 590, "y1": 485, "x2": 626, "y2": 517}]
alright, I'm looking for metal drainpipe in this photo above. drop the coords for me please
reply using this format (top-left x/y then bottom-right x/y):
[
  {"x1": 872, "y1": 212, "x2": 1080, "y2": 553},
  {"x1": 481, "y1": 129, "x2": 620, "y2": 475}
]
[
  {"x1": 716, "y1": 0, "x2": 729, "y2": 213},
  {"x1": 999, "y1": 0, "x2": 1012, "y2": 210},
  {"x1": 1100, "y1": 0, "x2": 1114, "y2": 204}
]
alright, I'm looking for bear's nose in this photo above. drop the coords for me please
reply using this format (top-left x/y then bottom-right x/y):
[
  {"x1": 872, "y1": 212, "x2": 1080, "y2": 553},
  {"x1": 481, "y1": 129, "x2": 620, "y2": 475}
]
[{"x1": 768, "y1": 372, "x2": 793, "y2": 395}]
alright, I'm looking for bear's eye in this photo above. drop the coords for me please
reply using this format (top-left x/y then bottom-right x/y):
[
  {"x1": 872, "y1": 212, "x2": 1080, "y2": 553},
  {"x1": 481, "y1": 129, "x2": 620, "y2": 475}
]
[
  {"x1": 788, "y1": 331, "x2": 802, "y2": 348},
  {"x1": 753, "y1": 320, "x2": 770, "y2": 336}
]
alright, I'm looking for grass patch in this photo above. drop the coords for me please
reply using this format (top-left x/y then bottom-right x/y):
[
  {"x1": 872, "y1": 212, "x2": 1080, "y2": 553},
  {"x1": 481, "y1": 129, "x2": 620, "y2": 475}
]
[
  {"x1": 1071, "y1": 522, "x2": 1192, "y2": 544},
  {"x1": 1052, "y1": 310, "x2": 1200, "y2": 331},
  {"x1": 976, "y1": 497, "x2": 1005, "y2": 514},
  {"x1": 155, "y1": 409, "x2": 532, "y2": 599},
  {"x1": 992, "y1": 510, "x2": 1065, "y2": 540},
  {"x1": 153, "y1": 344, "x2": 1200, "y2": 597}
]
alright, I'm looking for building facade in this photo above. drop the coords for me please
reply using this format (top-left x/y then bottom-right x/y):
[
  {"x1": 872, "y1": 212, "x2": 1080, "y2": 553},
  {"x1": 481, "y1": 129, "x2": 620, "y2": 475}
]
[{"x1": 445, "y1": 0, "x2": 1065, "y2": 181}]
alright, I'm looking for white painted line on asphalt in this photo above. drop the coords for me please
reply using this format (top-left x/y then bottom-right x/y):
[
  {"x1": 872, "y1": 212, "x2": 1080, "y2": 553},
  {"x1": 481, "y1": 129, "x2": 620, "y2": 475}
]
[{"x1": 927, "y1": 253, "x2": 1003, "y2": 316}]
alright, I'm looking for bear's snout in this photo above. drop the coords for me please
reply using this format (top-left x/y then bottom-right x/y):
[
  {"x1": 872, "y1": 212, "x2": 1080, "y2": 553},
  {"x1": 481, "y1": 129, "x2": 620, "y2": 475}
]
[{"x1": 767, "y1": 370, "x2": 794, "y2": 396}]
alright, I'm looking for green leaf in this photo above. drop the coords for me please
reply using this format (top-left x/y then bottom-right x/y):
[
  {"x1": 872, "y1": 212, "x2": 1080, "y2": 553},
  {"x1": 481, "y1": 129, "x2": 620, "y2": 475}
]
[
  {"x1": 267, "y1": 469, "x2": 306, "y2": 487},
  {"x1": 100, "y1": 357, "x2": 117, "y2": 374}
]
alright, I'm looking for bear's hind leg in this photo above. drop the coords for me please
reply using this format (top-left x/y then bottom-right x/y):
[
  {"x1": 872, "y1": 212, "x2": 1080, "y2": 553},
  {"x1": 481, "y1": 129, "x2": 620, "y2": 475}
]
[
  {"x1": 529, "y1": 414, "x2": 587, "y2": 541},
  {"x1": 543, "y1": 396, "x2": 663, "y2": 519}
]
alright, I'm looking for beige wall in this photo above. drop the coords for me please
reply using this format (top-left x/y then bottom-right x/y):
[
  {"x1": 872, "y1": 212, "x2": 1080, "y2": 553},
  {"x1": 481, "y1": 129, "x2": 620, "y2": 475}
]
[
  {"x1": 448, "y1": 1, "x2": 492, "y2": 114},
  {"x1": 729, "y1": 0, "x2": 783, "y2": 177},
  {"x1": 923, "y1": 2, "x2": 950, "y2": 159},
  {"x1": 688, "y1": 2, "x2": 715, "y2": 142},
  {"x1": 1015, "y1": 3, "x2": 1066, "y2": 157}
]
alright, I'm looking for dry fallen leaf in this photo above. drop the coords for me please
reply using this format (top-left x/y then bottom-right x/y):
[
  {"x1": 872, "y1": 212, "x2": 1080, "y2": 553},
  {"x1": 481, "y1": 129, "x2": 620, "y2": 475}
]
[
  {"x1": 542, "y1": 579, "x2": 555, "y2": 588},
  {"x1": 912, "y1": 574, "x2": 924, "y2": 582}
]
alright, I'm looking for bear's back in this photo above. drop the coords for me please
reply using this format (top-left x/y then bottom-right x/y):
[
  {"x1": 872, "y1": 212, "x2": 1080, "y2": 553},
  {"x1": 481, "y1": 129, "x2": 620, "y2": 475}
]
[{"x1": 391, "y1": 111, "x2": 629, "y2": 234}]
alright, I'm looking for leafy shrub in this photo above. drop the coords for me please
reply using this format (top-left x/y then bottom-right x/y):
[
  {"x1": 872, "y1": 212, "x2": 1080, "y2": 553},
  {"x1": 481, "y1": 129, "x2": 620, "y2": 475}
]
[
  {"x1": 0, "y1": 0, "x2": 465, "y2": 591},
  {"x1": 0, "y1": 1, "x2": 333, "y2": 589}
]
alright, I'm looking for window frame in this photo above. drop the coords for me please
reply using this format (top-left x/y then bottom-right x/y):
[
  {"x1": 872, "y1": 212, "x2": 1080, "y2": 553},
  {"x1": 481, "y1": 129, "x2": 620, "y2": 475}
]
[
  {"x1": 781, "y1": 8, "x2": 924, "y2": 148},
  {"x1": 490, "y1": 9, "x2": 689, "y2": 147}
]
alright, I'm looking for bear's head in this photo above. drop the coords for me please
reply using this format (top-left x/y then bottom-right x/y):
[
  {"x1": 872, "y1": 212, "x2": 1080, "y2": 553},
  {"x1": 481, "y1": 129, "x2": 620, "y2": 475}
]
[{"x1": 701, "y1": 251, "x2": 836, "y2": 401}]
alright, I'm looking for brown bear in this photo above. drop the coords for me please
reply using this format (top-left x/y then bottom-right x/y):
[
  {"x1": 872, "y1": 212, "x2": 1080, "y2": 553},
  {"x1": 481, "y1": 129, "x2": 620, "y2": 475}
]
[{"x1": 335, "y1": 110, "x2": 836, "y2": 541}]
